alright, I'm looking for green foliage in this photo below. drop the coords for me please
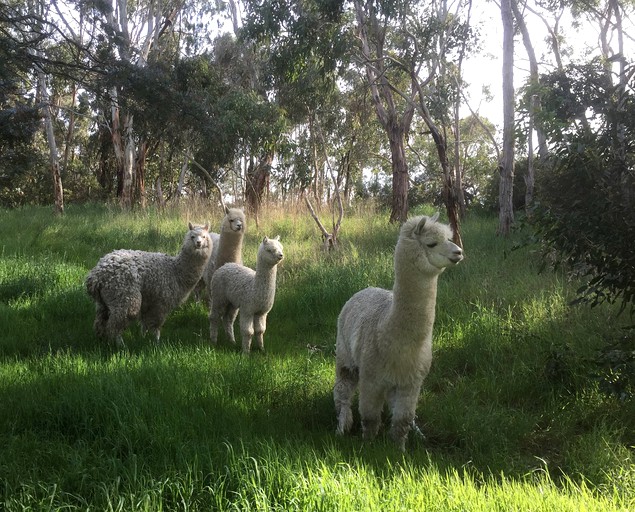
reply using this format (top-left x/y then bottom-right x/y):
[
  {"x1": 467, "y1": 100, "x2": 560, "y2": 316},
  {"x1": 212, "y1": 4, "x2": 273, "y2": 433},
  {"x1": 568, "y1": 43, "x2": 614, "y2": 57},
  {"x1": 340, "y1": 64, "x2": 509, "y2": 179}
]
[
  {"x1": 1, "y1": 203, "x2": 634, "y2": 509},
  {"x1": 594, "y1": 333, "x2": 635, "y2": 401},
  {"x1": 527, "y1": 62, "x2": 635, "y2": 401},
  {"x1": 531, "y1": 96, "x2": 635, "y2": 316},
  {"x1": 242, "y1": 0, "x2": 348, "y2": 119}
]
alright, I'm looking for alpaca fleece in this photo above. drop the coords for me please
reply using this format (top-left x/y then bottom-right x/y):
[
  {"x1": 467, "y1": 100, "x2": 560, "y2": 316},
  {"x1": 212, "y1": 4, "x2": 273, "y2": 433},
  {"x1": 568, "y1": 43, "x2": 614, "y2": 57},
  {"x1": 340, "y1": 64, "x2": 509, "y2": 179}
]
[
  {"x1": 86, "y1": 222, "x2": 212, "y2": 348},
  {"x1": 334, "y1": 214, "x2": 463, "y2": 450},
  {"x1": 209, "y1": 236, "x2": 283, "y2": 353},
  {"x1": 198, "y1": 206, "x2": 246, "y2": 301}
]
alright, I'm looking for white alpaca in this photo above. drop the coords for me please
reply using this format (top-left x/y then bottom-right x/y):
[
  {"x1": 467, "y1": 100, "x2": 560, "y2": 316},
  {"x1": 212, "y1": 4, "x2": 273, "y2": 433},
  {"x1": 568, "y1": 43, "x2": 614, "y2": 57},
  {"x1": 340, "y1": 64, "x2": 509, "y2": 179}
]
[
  {"x1": 209, "y1": 236, "x2": 284, "y2": 353},
  {"x1": 333, "y1": 213, "x2": 463, "y2": 450},
  {"x1": 86, "y1": 223, "x2": 213, "y2": 348},
  {"x1": 196, "y1": 206, "x2": 246, "y2": 301}
]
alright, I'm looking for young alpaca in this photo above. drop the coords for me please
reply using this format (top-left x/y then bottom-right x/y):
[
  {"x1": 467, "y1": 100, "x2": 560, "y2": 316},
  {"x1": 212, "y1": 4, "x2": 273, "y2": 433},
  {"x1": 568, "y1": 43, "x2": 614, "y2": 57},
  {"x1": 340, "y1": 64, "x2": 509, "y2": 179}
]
[
  {"x1": 197, "y1": 206, "x2": 246, "y2": 301},
  {"x1": 333, "y1": 213, "x2": 463, "y2": 450},
  {"x1": 86, "y1": 223, "x2": 212, "y2": 348},
  {"x1": 209, "y1": 236, "x2": 283, "y2": 354}
]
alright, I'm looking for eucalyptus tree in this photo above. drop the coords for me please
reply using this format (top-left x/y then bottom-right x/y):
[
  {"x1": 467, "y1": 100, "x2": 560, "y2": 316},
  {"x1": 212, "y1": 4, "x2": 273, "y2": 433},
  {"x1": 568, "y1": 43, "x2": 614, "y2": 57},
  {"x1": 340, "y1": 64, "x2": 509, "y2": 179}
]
[
  {"x1": 96, "y1": 0, "x2": 186, "y2": 208},
  {"x1": 241, "y1": 0, "x2": 349, "y2": 216},
  {"x1": 352, "y1": 0, "x2": 416, "y2": 223},
  {"x1": 242, "y1": 0, "x2": 477, "y2": 233},
  {"x1": 355, "y1": 0, "x2": 475, "y2": 243},
  {"x1": 499, "y1": 0, "x2": 515, "y2": 236},
  {"x1": 0, "y1": 0, "x2": 98, "y2": 212}
]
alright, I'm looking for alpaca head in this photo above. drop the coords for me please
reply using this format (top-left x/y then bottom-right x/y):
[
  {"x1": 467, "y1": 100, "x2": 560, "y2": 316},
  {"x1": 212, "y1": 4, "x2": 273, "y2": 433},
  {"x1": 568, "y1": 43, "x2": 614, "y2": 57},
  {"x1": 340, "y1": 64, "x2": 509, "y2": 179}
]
[
  {"x1": 397, "y1": 213, "x2": 463, "y2": 275},
  {"x1": 259, "y1": 236, "x2": 284, "y2": 266},
  {"x1": 222, "y1": 206, "x2": 246, "y2": 234},
  {"x1": 186, "y1": 222, "x2": 213, "y2": 257}
]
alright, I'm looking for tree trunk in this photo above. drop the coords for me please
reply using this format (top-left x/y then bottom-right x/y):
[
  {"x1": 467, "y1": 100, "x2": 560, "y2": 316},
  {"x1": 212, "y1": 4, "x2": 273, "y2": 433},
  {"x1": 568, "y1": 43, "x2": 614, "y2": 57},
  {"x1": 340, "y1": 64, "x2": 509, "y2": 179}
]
[
  {"x1": 246, "y1": 153, "x2": 272, "y2": 220},
  {"x1": 39, "y1": 72, "x2": 64, "y2": 215},
  {"x1": 430, "y1": 124, "x2": 463, "y2": 248},
  {"x1": 354, "y1": 0, "x2": 415, "y2": 224},
  {"x1": 119, "y1": 114, "x2": 136, "y2": 209},
  {"x1": 31, "y1": 0, "x2": 63, "y2": 214},
  {"x1": 387, "y1": 124, "x2": 409, "y2": 223},
  {"x1": 136, "y1": 140, "x2": 147, "y2": 208},
  {"x1": 409, "y1": 67, "x2": 463, "y2": 247},
  {"x1": 498, "y1": 0, "x2": 515, "y2": 236},
  {"x1": 525, "y1": 95, "x2": 536, "y2": 213},
  {"x1": 176, "y1": 154, "x2": 189, "y2": 199},
  {"x1": 62, "y1": 83, "x2": 77, "y2": 175},
  {"x1": 98, "y1": 119, "x2": 114, "y2": 192},
  {"x1": 511, "y1": 0, "x2": 547, "y2": 196},
  {"x1": 453, "y1": 98, "x2": 466, "y2": 218}
]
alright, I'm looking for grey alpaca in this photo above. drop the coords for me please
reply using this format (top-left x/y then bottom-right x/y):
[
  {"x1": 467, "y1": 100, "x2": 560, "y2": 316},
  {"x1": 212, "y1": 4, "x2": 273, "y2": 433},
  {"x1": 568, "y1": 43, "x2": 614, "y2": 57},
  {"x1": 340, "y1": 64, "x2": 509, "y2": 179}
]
[
  {"x1": 333, "y1": 213, "x2": 464, "y2": 450},
  {"x1": 86, "y1": 222, "x2": 212, "y2": 348},
  {"x1": 209, "y1": 236, "x2": 283, "y2": 353}
]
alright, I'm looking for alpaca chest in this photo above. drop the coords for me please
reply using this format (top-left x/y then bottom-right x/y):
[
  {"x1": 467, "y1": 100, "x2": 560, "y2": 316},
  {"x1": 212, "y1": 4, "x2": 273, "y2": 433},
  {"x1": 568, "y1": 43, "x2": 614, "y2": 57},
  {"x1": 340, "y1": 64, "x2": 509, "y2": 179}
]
[{"x1": 369, "y1": 324, "x2": 433, "y2": 382}]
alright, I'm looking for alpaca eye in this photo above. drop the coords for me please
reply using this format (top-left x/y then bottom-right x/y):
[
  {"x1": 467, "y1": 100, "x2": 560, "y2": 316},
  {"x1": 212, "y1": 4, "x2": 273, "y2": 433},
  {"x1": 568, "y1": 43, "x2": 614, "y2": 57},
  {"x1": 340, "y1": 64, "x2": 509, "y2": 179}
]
[{"x1": 427, "y1": 242, "x2": 438, "y2": 248}]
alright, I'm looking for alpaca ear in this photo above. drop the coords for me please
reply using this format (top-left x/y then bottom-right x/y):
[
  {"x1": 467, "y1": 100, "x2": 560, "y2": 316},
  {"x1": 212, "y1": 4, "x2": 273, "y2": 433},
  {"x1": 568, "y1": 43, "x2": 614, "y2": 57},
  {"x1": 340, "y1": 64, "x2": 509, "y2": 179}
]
[
  {"x1": 263, "y1": 236, "x2": 269, "y2": 243},
  {"x1": 274, "y1": 235, "x2": 280, "y2": 241},
  {"x1": 414, "y1": 216, "x2": 427, "y2": 235},
  {"x1": 188, "y1": 222, "x2": 194, "y2": 231},
  {"x1": 204, "y1": 222, "x2": 210, "y2": 231},
  {"x1": 430, "y1": 212, "x2": 440, "y2": 223}
]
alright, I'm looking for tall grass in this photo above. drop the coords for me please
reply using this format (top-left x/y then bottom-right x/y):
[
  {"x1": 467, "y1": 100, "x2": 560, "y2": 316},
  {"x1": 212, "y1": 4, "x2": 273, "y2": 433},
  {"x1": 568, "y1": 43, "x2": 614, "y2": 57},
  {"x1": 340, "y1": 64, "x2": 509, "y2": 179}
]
[{"x1": 0, "y1": 202, "x2": 634, "y2": 510}]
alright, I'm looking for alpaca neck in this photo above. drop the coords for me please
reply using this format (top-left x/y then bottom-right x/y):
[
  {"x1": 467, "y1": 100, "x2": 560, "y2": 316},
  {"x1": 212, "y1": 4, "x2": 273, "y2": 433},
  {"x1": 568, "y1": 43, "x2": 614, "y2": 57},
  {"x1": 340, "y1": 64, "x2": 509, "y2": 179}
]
[
  {"x1": 391, "y1": 274, "x2": 438, "y2": 315},
  {"x1": 388, "y1": 254, "x2": 439, "y2": 334},
  {"x1": 175, "y1": 251, "x2": 208, "y2": 289},
  {"x1": 254, "y1": 261, "x2": 277, "y2": 308},
  {"x1": 219, "y1": 231, "x2": 243, "y2": 251}
]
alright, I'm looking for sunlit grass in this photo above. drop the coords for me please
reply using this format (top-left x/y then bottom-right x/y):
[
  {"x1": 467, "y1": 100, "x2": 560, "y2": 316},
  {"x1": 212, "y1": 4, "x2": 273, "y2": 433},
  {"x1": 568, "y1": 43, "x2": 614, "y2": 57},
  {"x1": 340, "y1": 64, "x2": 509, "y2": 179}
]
[{"x1": 0, "y1": 201, "x2": 634, "y2": 510}]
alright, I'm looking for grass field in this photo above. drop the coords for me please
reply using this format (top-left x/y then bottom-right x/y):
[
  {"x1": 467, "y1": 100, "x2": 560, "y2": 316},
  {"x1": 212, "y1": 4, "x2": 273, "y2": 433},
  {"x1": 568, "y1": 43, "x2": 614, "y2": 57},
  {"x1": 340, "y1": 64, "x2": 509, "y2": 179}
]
[{"x1": 1, "y1": 201, "x2": 634, "y2": 511}]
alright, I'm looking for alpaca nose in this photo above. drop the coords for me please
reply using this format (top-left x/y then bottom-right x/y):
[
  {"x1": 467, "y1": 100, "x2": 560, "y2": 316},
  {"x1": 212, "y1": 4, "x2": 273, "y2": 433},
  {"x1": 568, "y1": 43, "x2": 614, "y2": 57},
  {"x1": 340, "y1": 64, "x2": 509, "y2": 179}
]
[{"x1": 449, "y1": 244, "x2": 464, "y2": 263}]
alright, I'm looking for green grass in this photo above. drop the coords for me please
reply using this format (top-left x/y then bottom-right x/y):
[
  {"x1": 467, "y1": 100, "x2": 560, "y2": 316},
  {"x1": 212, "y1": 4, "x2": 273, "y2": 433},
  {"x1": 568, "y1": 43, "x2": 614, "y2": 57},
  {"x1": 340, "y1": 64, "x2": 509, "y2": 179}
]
[{"x1": 1, "y1": 202, "x2": 634, "y2": 510}]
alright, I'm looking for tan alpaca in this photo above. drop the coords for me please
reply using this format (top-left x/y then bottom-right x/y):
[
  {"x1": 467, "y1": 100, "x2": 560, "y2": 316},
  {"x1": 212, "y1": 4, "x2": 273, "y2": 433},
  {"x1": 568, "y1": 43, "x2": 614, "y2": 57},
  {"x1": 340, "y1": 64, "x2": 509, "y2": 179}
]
[
  {"x1": 333, "y1": 213, "x2": 464, "y2": 450},
  {"x1": 196, "y1": 206, "x2": 246, "y2": 301}
]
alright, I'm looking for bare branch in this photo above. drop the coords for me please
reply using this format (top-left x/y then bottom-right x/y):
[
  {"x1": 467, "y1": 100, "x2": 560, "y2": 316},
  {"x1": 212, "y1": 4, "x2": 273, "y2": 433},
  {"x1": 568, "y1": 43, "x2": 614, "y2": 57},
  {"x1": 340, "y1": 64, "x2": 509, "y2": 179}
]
[{"x1": 190, "y1": 159, "x2": 226, "y2": 210}]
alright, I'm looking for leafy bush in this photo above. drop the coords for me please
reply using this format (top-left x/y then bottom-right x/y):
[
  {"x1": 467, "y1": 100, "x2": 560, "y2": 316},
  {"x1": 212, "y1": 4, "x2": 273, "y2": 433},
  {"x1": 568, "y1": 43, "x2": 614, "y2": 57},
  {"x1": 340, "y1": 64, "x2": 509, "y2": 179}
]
[{"x1": 531, "y1": 64, "x2": 635, "y2": 319}]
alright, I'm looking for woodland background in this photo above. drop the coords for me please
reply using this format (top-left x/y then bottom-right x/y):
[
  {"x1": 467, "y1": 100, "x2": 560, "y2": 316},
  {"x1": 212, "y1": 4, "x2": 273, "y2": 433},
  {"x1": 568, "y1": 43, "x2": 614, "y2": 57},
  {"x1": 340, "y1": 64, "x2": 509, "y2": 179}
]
[{"x1": 1, "y1": 0, "x2": 634, "y2": 314}]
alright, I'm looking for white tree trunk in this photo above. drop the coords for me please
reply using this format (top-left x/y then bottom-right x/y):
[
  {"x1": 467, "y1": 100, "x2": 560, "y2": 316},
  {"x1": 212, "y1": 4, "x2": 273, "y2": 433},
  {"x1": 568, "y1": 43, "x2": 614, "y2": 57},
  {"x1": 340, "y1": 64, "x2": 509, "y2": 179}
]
[
  {"x1": 498, "y1": 0, "x2": 515, "y2": 236},
  {"x1": 39, "y1": 72, "x2": 64, "y2": 215}
]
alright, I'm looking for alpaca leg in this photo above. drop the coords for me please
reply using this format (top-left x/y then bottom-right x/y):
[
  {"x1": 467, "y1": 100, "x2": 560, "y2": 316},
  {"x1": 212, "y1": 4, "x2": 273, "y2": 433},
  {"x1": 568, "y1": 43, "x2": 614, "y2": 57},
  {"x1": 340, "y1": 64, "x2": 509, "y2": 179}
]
[
  {"x1": 115, "y1": 335, "x2": 126, "y2": 349},
  {"x1": 334, "y1": 365, "x2": 358, "y2": 435},
  {"x1": 253, "y1": 314, "x2": 266, "y2": 352},
  {"x1": 222, "y1": 306, "x2": 238, "y2": 345},
  {"x1": 105, "y1": 306, "x2": 131, "y2": 349},
  {"x1": 208, "y1": 307, "x2": 221, "y2": 345},
  {"x1": 239, "y1": 314, "x2": 254, "y2": 354},
  {"x1": 388, "y1": 386, "x2": 421, "y2": 451},
  {"x1": 145, "y1": 325, "x2": 161, "y2": 345},
  {"x1": 141, "y1": 311, "x2": 164, "y2": 345},
  {"x1": 93, "y1": 301, "x2": 109, "y2": 338},
  {"x1": 358, "y1": 380, "x2": 385, "y2": 441}
]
